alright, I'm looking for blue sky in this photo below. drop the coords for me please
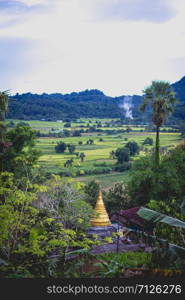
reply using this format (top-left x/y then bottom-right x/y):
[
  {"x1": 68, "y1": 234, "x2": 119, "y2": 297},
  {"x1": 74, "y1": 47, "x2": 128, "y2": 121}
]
[{"x1": 0, "y1": 0, "x2": 185, "y2": 96}]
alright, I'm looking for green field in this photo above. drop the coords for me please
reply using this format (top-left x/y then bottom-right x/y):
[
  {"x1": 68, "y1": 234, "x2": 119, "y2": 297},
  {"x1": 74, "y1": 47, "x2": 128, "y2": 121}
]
[
  {"x1": 74, "y1": 172, "x2": 131, "y2": 190},
  {"x1": 7, "y1": 119, "x2": 173, "y2": 133},
  {"x1": 9, "y1": 119, "x2": 182, "y2": 189}
]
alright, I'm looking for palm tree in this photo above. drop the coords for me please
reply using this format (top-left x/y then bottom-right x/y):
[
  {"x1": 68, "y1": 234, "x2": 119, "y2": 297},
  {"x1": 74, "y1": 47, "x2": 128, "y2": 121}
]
[{"x1": 140, "y1": 81, "x2": 177, "y2": 166}]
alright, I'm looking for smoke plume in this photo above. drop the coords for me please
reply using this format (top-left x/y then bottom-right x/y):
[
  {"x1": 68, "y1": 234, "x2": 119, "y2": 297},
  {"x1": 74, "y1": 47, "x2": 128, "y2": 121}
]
[{"x1": 120, "y1": 95, "x2": 133, "y2": 119}]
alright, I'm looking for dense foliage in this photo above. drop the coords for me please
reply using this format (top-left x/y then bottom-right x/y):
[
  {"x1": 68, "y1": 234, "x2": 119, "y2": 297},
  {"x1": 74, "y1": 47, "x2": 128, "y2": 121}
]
[
  {"x1": 1, "y1": 86, "x2": 185, "y2": 278},
  {"x1": 0, "y1": 95, "x2": 97, "y2": 278},
  {"x1": 141, "y1": 81, "x2": 177, "y2": 166},
  {"x1": 7, "y1": 76, "x2": 185, "y2": 123},
  {"x1": 127, "y1": 142, "x2": 185, "y2": 207},
  {"x1": 55, "y1": 141, "x2": 67, "y2": 153},
  {"x1": 0, "y1": 173, "x2": 95, "y2": 278}
]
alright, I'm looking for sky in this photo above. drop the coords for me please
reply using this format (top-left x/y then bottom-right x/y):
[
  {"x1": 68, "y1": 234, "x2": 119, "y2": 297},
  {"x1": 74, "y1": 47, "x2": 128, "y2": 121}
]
[{"x1": 0, "y1": 0, "x2": 185, "y2": 96}]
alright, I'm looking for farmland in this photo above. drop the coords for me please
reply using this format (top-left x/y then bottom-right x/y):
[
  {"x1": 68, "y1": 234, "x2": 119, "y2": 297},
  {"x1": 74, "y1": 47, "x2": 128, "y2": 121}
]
[{"x1": 8, "y1": 119, "x2": 182, "y2": 189}]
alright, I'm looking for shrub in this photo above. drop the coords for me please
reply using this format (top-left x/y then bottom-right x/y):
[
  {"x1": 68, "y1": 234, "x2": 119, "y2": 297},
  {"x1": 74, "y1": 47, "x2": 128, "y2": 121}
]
[
  {"x1": 76, "y1": 169, "x2": 85, "y2": 176},
  {"x1": 64, "y1": 122, "x2": 71, "y2": 128},
  {"x1": 81, "y1": 167, "x2": 112, "y2": 176},
  {"x1": 125, "y1": 141, "x2": 140, "y2": 156},
  {"x1": 93, "y1": 162, "x2": 107, "y2": 167},
  {"x1": 143, "y1": 137, "x2": 153, "y2": 145},
  {"x1": 113, "y1": 162, "x2": 131, "y2": 172},
  {"x1": 68, "y1": 144, "x2": 76, "y2": 154},
  {"x1": 115, "y1": 147, "x2": 130, "y2": 163},
  {"x1": 55, "y1": 142, "x2": 67, "y2": 153},
  {"x1": 59, "y1": 170, "x2": 73, "y2": 177}
]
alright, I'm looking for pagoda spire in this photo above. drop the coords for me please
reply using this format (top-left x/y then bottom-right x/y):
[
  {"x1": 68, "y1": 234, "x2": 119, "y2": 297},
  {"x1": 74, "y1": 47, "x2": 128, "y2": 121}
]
[{"x1": 90, "y1": 191, "x2": 111, "y2": 227}]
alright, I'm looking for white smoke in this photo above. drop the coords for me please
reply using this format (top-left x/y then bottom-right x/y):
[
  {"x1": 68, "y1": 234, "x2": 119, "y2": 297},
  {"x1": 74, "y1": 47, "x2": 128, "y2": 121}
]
[{"x1": 120, "y1": 95, "x2": 133, "y2": 119}]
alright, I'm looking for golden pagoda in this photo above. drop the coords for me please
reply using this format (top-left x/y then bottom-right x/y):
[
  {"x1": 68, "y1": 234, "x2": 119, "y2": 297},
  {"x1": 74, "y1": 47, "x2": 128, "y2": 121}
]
[{"x1": 91, "y1": 191, "x2": 111, "y2": 227}]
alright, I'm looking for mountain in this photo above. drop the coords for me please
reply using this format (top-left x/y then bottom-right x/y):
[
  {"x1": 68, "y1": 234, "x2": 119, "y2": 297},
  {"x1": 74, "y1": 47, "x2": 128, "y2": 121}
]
[
  {"x1": 171, "y1": 76, "x2": 185, "y2": 121},
  {"x1": 8, "y1": 89, "x2": 124, "y2": 120},
  {"x1": 171, "y1": 76, "x2": 185, "y2": 101},
  {"x1": 7, "y1": 77, "x2": 185, "y2": 122}
]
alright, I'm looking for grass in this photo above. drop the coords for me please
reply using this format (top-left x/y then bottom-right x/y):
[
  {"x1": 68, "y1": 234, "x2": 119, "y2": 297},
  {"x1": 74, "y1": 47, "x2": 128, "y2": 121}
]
[
  {"x1": 7, "y1": 119, "x2": 175, "y2": 133},
  {"x1": 74, "y1": 172, "x2": 130, "y2": 189},
  {"x1": 36, "y1": 132, "x2": 181, "y2": 188},
  {"x1": 9, "y1": 119, "x2": 182, "y2": 189}
]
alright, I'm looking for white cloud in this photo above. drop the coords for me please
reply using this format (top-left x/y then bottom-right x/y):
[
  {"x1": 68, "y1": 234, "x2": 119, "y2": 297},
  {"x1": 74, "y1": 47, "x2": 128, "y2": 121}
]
[
  {"x1": 85, "y1": 0, "x2": 177, "y2": 23},
  {"x1": 0, "y1": 0, "x2": 185, "y2": 96}
]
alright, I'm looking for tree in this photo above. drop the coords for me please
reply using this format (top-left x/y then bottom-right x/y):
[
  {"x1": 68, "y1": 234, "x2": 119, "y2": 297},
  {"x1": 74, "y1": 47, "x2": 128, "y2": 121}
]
[
  {"x1": 64, "y1": 122, "x2": 71, "y2": 128},
  {"x1": 79, "y1": 152, "x2": 86, "y2": 162},
  {"x1": 38, "y1": 176, "x2": 94, "y2": 231},
  {"x1": 84, "y1": 180, "x2": 100, "y2": 207},
  {"x1": 115, "y1": 147, "x2": 130, "y2": 164},
  {"x1": 110, "y1": 150, "x2": 115, "y2": 159},
  {"x1": 0, "y1": 91, "x2": 9, "y2": 151},
  {"x1": 126, "y1": 156, "x2": 155, "y2": 206},
  {"x1": 0, "y1": 94, "x2": 40, "y2": 177},
  {"x1": 125, "y1": 141, "x2": 140, "y2": 156},
  {"x1": 105, "y1": 183, "x2": 131, "y2": 214},
  {"x1": 0, "y1": 124, "x2": 40, "y2": 176},
  {"x1": 0, "y1": 91, "x2": 9, "y2": 122},
  {"x1": 141, "y1": 81, "x2": 177, "y2": 166},
  {"x1": 127, "y1": 142, "x2": 185, "y2": 206},
  {"x1": 55, "y1": 142, "x2": 67, "y2": 153},
  {"x1": 63, "y1": 129, "x2": 71, "y2": 137},
  {"x1": 86, "y1": 139, "x2": 94, "y2": 145},
  {"x1": 7, "y1": 124, "x2": 36, "y2": 153},
  {"x1": 75, "y1": 152, "x2": 80, "y2": 158},
  {"x1": 0, "y1": 173, "x2": 94, "y2": 277},
  {"x1": 64, "y1": 158, "x2": 73, "y2": 168},
  {"x1": 143, "y1": 137, "x2": 153, "y2": 145},
  {"x1": 68, "y1": 144, "x2": 76, "y2": 154}
]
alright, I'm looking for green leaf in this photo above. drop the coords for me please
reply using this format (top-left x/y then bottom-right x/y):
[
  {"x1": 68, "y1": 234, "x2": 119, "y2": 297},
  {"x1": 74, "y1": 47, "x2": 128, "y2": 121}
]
[{"x1": 138, "y1": 207, "x2": 185, "y2": 229}]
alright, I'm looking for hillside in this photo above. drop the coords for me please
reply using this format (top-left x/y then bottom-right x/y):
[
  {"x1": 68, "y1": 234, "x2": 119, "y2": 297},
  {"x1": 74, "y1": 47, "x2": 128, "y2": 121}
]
[
  {"x1": 7, "y1": 77, "x2": 185, "y2": 122},
  {"x1": 171, "y1": 76, "x2": 185, "y2": 121}
]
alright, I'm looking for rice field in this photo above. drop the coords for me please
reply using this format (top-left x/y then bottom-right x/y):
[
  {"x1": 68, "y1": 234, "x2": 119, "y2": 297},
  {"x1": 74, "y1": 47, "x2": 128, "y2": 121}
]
[{"x1": 9, "y1": 119, "x2": 182, "y2": 188}]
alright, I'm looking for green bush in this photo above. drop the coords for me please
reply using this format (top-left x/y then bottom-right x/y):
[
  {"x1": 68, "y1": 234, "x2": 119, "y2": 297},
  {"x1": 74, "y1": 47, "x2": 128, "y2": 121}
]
[
  {"x1": 59, "y1": 169, "x2": 73, "y2": 177},
  {"x1": 143, "y1": 137, "x2": 153, "y2": 145},
  {"x1": 84, "y1": 167, "x2": 112, "y2": 175},
  {"x1": 113, "y1": 162, "x2": 131, "y2": 172},
  {"x1": 94, "y1": 252, "x2": 152, "y2": 277}
]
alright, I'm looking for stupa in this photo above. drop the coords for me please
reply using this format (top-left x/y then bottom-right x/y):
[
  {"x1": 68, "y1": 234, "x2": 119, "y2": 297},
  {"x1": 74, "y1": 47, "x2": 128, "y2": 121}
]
[{"x1": 88, "y1": 191, "x2": 115, "y2": 238}]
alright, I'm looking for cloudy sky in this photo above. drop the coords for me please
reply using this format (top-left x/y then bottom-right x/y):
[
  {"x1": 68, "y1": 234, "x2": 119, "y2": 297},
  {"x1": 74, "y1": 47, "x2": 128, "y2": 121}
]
[{"x1": 0, "y1": 0, "x2": 185, "y2": 96}]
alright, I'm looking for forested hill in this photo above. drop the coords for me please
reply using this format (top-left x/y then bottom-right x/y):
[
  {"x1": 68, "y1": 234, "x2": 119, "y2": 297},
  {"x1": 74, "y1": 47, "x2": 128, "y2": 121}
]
[
  {"x1": 7, "y1": 89, "x2": 142, "y2": 121},
  {"x1": 7, "y1": 76, "x2": 185, "y2": 122},
  {"x1": 171, "y1": 76, "x2": 185, "y2": 121}
]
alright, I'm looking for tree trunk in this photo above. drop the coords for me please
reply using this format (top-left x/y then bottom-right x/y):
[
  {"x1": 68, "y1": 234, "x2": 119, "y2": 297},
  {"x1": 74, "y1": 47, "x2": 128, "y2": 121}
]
[{"x1": 155, "y1": 126, "x2": 160, "y2": 167}]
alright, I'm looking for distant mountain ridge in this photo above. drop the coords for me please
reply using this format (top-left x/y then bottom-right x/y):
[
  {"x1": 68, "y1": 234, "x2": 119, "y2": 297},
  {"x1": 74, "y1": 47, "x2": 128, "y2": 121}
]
[{"x1": 7, "y1": 77, "x2": 185, "y2": 122}]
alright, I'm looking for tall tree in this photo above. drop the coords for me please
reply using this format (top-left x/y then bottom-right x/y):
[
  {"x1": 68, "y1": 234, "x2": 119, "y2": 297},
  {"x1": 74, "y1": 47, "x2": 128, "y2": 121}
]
[
  {"x1": 0, "y1": 91, "x2": 9, "y2": 144},
  {"x1": 140, "y1": 81, "x2": 177, "y2": 166},
  {"x1": 79, "y1": 152, "x2": 85, "y2": 162},
  {"x1": 0, "y1": 91, "x2": 9, "y2": 122},
  {"x1": 115, "y1": 147, "x2": 130, "y2": 164}
]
